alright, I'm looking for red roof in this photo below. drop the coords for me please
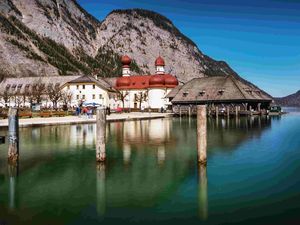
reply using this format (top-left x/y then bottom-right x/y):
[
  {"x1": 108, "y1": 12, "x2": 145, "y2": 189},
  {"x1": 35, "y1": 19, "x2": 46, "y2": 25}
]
[
  {"x1": 155, "y1": 56, "x2": 165, "y2": 66},
  {"x1": 121, "y1": 55, "x2": 132, "y2": 66},
  {"x1": 115, "y1": 74, "x2": 178, "y2": 90}
]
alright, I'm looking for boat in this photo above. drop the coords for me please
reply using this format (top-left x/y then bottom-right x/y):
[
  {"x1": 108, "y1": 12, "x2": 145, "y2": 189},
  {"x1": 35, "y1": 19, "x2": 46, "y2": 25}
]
[{"x1": 268, "y1": 105, "x2": 282, "y2": 115}]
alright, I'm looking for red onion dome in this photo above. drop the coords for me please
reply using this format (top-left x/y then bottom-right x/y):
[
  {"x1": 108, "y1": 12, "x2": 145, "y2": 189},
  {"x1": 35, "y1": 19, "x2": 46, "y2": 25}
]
[
  {"x1": 116, "y1": 76, "x2": 131, "y2": 87},
  {"x1": 121, "y1": 55, "x2": 132, "y2": 66},
  {"x1": 149, "y1": 75, "x2": 165, "y2": 86},
  {"x1": 165, "y1": 75, "x2": 178, "y2": 86},
  {"x1": 155, "y1": 56, "x2": 165, "y2": 66}
]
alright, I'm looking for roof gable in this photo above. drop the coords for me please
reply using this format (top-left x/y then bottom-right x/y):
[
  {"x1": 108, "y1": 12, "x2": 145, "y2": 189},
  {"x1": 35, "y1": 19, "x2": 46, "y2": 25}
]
[
  {"x1": 67, "y1": 75, "x2": 116, "y2": 92},
  {"x1": 172, "y1": 76, "x2": 272, "y2": 103}
]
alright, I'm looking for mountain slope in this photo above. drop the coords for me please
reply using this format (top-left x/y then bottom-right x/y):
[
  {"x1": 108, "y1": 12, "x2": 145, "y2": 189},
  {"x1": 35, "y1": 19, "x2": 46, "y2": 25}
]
[
  {"x1": 275, "y1": 91, "x2": 300, "y2": 106},
  {"x1": 0, "y1": 0, "x2": 265, "y2": 94},
  {"x1": 99, "y1": 9, "x2": 238, "y2": 82}
]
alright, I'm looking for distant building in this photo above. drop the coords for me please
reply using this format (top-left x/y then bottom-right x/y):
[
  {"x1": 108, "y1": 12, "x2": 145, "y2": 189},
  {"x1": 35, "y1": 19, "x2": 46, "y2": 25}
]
[
  {"x1": 0, "y1": 75, "x2": 117, "y2": 108},
  {"x1": 0, "y1": 76, "x2": 77, "y2": 108},
  {"x1": 62, "y1": 75, "x2": 117, "y2": 107},
  {"x1": 168, "y1": 76, "x2": 273, "y2": 114}
]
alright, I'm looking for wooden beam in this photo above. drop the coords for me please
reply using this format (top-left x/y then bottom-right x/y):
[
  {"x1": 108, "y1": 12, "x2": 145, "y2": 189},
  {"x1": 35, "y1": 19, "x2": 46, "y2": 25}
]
[
  {"x1": 197, "y1": 105, "x2": 207, "y2": 165},
  {"x1": 8, "y1": 108, "x2": 19, "y2": 163},
  {"x1": 96, "y1": 108, "x2": 106, "y2": 162}
]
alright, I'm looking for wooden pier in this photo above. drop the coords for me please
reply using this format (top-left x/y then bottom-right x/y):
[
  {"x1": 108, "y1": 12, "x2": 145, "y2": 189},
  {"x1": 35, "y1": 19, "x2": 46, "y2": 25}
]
[{"x1": 173, "y1": 104, "x2": 268, "y2": 117}]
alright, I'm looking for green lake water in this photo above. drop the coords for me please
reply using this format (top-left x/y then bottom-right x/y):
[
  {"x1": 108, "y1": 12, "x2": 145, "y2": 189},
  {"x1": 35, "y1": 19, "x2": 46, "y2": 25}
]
[{"x1": 0, "y1": 109, "x2": 300, "y2": 225}]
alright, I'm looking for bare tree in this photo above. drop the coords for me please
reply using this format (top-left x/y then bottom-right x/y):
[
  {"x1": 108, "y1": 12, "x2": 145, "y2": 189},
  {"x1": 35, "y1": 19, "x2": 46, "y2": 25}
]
[
  {"x1": 0, "y1": 89, "x2": 11, "y2": 108},
  {"x1": 15, "y1": 96, "x2": 23, "y2": 108},
  {"x1": 46, "y1": 84, "x2": 63, "y2": 109},
  {"x1": 61, "y1": 90, "x2": 73, "y2": 109},
  {"x1": 21, "y1": 88, "x2": 30, "y2": 108},
  {"x1": 29, "y1": 79, "x2": 46, "y2": 105},
  {"x1": 134, "y1": 91, "x2": 148, "y2": 109},
  {"x1": 117, "y1": 91, "x2": 129, "y2": 108}
]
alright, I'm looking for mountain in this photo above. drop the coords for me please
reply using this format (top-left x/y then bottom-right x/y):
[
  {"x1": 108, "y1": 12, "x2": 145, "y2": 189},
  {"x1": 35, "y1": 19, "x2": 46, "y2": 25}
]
[
  {"x1": 275, "y1": 91, "x2": 300, "y2": 106},
  {"x1": 0, "y1": 0, "x2": 263, "y2": 89}
]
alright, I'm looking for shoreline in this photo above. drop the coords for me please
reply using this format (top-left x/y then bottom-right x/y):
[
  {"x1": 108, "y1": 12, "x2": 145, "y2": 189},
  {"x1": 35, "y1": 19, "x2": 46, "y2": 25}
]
[{"x1": 0, "y1": 112, "x2": 173, "y2": 129}]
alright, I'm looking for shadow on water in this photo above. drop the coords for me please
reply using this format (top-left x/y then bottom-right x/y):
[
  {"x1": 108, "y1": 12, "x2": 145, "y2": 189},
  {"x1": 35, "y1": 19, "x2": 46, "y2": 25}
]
[{"x1": 0, "y1": 116, "x2": 282, "y2": 225}]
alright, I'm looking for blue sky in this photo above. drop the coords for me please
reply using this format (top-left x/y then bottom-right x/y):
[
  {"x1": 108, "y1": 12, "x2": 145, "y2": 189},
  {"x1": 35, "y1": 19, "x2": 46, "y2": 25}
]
[{"x1": 78, "y1": 0, "x2": 300, "y2": 97}]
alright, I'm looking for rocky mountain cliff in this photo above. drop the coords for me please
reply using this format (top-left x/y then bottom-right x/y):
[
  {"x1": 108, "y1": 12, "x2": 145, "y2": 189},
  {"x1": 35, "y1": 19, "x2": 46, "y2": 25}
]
[
  {"x1": 275, "y1": 91, "x2": 300, "y2": 107},
  {"x1": 0, "y1": 0, "x2": 250, "y2": 84}
]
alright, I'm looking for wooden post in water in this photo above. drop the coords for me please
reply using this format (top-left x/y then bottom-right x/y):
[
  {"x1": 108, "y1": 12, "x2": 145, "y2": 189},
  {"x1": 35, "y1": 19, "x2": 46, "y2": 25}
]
[
  {"x1": 258, "y1": 103, "x2": 261, "y2": 115},
  {"x1": 215, "y1": 106, "x2": 218, "y2": 119},
  {"x1": 235, "y1": 105, "x2": 239, "y2": 117},
  {"x1": 249, "y1": 105, "x2": 252, "y2": 116},
  {"x1": 8, "y1": 108, "x2": 19, "y2": 163},
  {"x1": 188, "y1": 105, "x2": 192, "y2": 117},
  {"x1": 197, "y1": 105, "x2": 207, "y2": 165},
  {"x1": 96, "y1": 108, "x2": 106, "y2": 162},
  {"x1": 226, "y1": 105, "x2": 230, "y2": 118},
  {"x1": 179, "y1": 105, "x2": 182, "y2": 117}
]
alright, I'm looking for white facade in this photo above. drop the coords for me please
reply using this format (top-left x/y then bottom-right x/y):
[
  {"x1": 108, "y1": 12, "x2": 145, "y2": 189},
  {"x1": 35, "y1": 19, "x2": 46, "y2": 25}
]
[
  {"x1": 122, "y1": 67, "x2": 131, "y2": 76},
  {"x1": 118, "y1": 88, "x2": 173, "y2": 110},
  {"x1": 156, "y1": 66, "x2": 165, "y2": 74},
  {"x1": 62, "y1": 83, "x2": 111, "y2": 107},
  {"x1": 148, "y1": 89, "x2": 165, "y2": 109}
]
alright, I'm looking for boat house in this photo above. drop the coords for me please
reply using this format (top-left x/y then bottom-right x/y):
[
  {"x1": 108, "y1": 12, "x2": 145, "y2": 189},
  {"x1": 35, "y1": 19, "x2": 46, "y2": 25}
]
[{"x1": 168, "y1": 76, "x2": 273, "y2": 116}]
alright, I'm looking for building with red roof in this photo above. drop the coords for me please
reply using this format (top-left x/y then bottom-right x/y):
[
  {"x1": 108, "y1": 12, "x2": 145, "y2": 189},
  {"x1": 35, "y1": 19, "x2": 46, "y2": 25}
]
[{"x1": 115, "y1": 55, "x2": 179, "y2": 110}]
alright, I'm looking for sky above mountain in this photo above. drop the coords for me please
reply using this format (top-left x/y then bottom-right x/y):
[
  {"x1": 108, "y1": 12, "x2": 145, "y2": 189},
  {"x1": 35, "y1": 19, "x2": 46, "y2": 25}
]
[{"x1": 78, "y1": 0, "x2": 300, "y2": 97}]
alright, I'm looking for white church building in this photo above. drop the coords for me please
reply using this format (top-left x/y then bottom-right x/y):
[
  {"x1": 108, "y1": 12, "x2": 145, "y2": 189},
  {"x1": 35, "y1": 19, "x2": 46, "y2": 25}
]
[{"x1": 114, "y1": 55, "x2": 179, "y2": 111}]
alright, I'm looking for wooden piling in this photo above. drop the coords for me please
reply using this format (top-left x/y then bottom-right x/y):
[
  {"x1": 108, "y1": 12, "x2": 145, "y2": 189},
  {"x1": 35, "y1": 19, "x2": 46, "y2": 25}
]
[
  {"x1": 235, "y1": 105, "x2": 239, "y2": 117},
  {"x1": 226, "y1": 105, "x2": 230, "y2": 118},
  {"x1": 215, "y1": 106, "x2": 219, "y2": 119},
  {"x1": 258, "y1": 103, "x2": 261, "y2": 115},
  {"x1": 179, "y1": 105, "x2": 182, "y2": 117},
  {"x1": 8, "y1": 108, "x2": 19, "y2": 163},
  {"x1": 96, "y1": 108, "x2": 106, "y2": 162},
  {"x1": 197, "y1": 105, "x2": 207, "y2": 165},
  {"x1": 188, "y1": 106, "x2": 192, "y2": 117}
]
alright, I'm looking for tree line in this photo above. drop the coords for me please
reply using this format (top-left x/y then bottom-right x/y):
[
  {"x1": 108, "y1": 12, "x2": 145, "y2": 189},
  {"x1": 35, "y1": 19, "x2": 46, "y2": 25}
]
[{"x1": 0, "y1": 78, "x2": 72, "y2": 110}]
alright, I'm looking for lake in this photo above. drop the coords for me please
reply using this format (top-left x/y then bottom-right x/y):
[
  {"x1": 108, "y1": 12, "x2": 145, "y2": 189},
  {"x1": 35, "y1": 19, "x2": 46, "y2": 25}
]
[{"x1": 0, "y1": 109, "x2": 300, "y2": 225}]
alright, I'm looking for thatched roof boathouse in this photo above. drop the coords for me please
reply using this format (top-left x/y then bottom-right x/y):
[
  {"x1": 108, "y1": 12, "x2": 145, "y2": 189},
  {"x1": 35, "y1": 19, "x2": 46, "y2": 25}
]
[{"x1": 168, "y1": 76, "x2": 273, "y2": 116}]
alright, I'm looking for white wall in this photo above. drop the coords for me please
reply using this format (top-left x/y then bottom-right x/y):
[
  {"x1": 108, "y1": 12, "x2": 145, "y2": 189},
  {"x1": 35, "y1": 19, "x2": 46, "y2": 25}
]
[
  {"x1": 118, "y1": 88, "x2": 172, "y2": 110},
  {"x1": 63, "y1": 83, "x2": 110, "y2": 107},
  {"x1": 148, "y1": 88, "x2": 165, "y2": 109},
  {"x1": 119, "y1": 90, "x2": 149, "y2": 109},
  {"x1": 1, "y1": 85, "x2": 176, "y2": 110}
]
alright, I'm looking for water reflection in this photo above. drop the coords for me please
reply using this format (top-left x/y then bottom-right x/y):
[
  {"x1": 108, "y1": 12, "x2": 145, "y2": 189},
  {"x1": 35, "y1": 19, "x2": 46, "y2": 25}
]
[
  {"x1": 198, "y1": 164, "x2": 207, "y2": 220},
  {"x1": 0, "y1": 116, "x2": 279, "y2": 224},
  {"x1": 8, "y1": 163, "x2": 18, "y2": 210},
  {"x1": 123, "y1": 144, "x2": 131, "y2": 165},
  {"x1": 96, "y1": 163, "x2": 106, "y2": 216},
  {"x1": 0, "y1": 117, "x2": 275, "y2": 176},
  {"x1": 157, "y1": 146, "x2": 166, "y2": 165}
]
